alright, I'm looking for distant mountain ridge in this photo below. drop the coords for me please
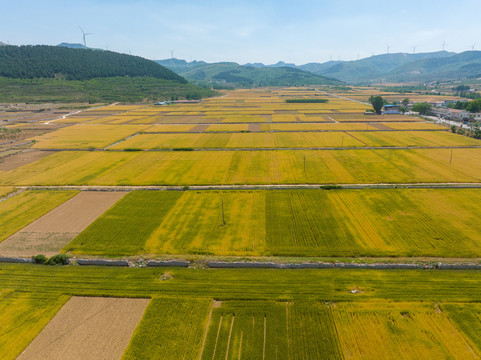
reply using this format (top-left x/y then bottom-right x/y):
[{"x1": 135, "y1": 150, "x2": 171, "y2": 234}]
[
  {"x1": 155, "y1": 59, "x2": 342, "y2": 86},
  {"x1": 158, "y1": 51, "x2": 481, "y2": 83}
]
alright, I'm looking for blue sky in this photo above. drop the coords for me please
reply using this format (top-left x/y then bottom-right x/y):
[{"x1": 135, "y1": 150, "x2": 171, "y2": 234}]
[{"x1": 2, "y1": 0, "x2": 481, "y2": 64}]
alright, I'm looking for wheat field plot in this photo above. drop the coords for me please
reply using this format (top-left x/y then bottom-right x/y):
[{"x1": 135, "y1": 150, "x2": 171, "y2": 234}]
[
  {"x1": 3, "y1": 148, "x2": 481, "y2": 186},
  {"x1": 0, "y1": 291, "x2": 70, "y2": 360},
  {"x1": 123, "y1": 297, "x2": 212, "y2": 360},
  {"x1": 332, "y1": 302, "x2": 480, "y2": 359},
  {"x1": 30, "y1": 124, "x2": 149, "y2": 149},
  {"x1": 17, "y1": 296, "x2": 150, "y2": 360}
]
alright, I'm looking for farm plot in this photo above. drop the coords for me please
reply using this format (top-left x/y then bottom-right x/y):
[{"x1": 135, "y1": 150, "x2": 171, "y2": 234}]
[
  {"x1": 443, "y1": 303, "x2": 481, "y2": 352},
  {"x1": 66, "y1": 191, "x2": 182, "y2": 255},
  {"x1": 348, "y1": 130, "x2": 481, "y2": 147},
  {"x1": 143, "y1": 190, "x2": 266, "y2": 256},
  {"x1": 378, "y1": 122, "x2": 445, "y2": 130},
  {"x1": 332, "y1": 302, "x2": 480, "y2": 359},
  {"x1": 123, "y1": 297, "x2": 212, "y2": 360},
  {"x1": 0, "y1": 190, "x2": 78, "y2": 243},
  {"x1": 17, "y1": 296, "x2": 150, "y2": 360},
  {"x1": 63, "y1": 188, "x2": 481, "y2": 258},
  {"x1": 201, "y1": 301, "x2": 342, "y2": 360},
  {"x1": 267, "y1": 189, "x2": 481, "y2": 257},
  {"x1": 3, "y1": 148, "x2": 481, "y2": 186},
  {"x1": 0, "y1": 191, "x2": 127, "y2": 257},
  {"x1": 30, "y1": 124, "x2": 150, "y2": 149},
  {"x1": 67, "y1": 190, "x2": 266, "y2": 256},
  {"x1": 0, "y1": 291, "x2": 70, "y2": 360},
  {"x1": 111, "y1": 132, "x2": 364, "y2": 149}
]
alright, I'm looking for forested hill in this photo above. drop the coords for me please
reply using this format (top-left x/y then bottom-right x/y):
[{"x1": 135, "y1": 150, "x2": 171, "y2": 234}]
[{"x1": 0, "y1": 45, "x2": 186, "y2": 82}]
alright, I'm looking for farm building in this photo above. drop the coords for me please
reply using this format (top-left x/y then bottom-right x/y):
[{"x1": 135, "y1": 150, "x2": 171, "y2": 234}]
[{"x1": 382, "y1": 105, "x2": 401, "y2": 114}]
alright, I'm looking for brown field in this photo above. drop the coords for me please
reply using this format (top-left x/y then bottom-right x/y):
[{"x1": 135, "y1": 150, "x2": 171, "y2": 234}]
[
  {"x1": 0, "y1": 191, "x2": 127, "y2": 256},
  {"x1": 0, "y1": 150, "x2": 52, "y2": 171},
  {"x1": 17, "y1": 296, "x2": 150, "y2": 360}
]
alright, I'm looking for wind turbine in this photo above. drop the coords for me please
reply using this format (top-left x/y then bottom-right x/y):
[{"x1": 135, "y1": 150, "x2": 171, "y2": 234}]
[
  {"x1": 386, "y1": 45, "x2": 390, "y2": 54},
  {"x1": 413, "y1": 46, "x2": 417, "y2": 54},
  {"x1": 170, "y1": 49, "x2": 174, "y2": 59},
  {"x1": 442, "y1": 40, "x2": 447, "y2": 51},
  {"x1": 470, "y1": 43, "x2": 476, "y2": 51},
  {"x1": 79, "y1": 27, "x2": 92, "y2": 47}
]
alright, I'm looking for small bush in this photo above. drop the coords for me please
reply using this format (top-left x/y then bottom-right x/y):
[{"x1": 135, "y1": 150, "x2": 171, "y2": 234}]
[
  {"x1": 172, "y1": 147, "x2": 194, "y2": 151},
  {"x1": 32, "y1": 254, "x2": 47, "y2": 264},
  {"x1": 46, "y1": 254, "x2": 69, "y2": 265}
]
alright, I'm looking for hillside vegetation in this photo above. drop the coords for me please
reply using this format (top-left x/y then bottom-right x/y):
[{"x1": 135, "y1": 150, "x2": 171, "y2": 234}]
[
  {"x1": 156, "y1": 60, "x2": 342, "y2": 87},
  {"x1": 0, "y1": 45, "x2": 217, "y2": 102},
  {"x1": 0, "y1": 45, "x2": 185, "y2": 82}
]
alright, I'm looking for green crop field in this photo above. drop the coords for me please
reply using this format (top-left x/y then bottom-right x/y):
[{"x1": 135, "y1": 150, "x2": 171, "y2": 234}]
[
  {"x1": 2, "y1": 264, "x2": 481, "y2": 358},
  {"x1": 2, "y1": 148, "x2": 481, "y2": 186},
  {"x1": 64, "y1": 189, "x2": 481, "y2": 258},
  {"x1": 0, "y1": 190, "x2": 78, "y2": 243},
  {"x1": 123, "y1": 297, "x2": 211, "y2": 360}
]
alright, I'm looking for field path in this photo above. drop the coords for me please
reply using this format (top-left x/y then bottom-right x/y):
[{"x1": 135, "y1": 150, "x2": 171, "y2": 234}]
[{"x1": 17, "y1": 296, "x2": 150, "y2": 360}]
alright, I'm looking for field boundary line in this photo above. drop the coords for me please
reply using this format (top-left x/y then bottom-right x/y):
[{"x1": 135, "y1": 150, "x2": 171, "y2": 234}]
[
  {"x1": 20, "y1": 182, "x2": 481, "y2": 192},
  {"x1": 199, "y1": 300, "x2": 215, "y2": 360},
  {"x1": 32, "y1": 145, "x2": 481, "y2": 151}
]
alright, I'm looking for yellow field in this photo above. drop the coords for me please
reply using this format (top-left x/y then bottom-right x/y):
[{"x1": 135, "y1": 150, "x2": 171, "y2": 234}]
[
  {"x1": 30, "y1": 124, "x2": 151, "y2": 149},
  {"x1": 260, "y1": 123, "x2": 378, "y2": 131},
  {"x1": 0, "y1": 291, "x2": 70, "y2": 360},
  {"x1": 333, "y1": 302, "x2": 480, "y2": 359},
  {"x1": 205, "y1": 124, "x2": 250, "y2": 132},
  {"x1": 348, "y1": 130, "x2": 481, "y2": 147},
  {"x1": 111, "y1": 132, "x2": 364, "y2": 149},
  {"x1": 0, "y1": 186, "x2": 15, "y2": 198},
  {"x1": 2, "y1": 148, "x2": 481, "y2": 186},
  {"x1": 144, "y1": 191, "x2": 266, "y2": 255},
  {"x1": 379, "y1": 122, "x2": 446, "y2": 130}
]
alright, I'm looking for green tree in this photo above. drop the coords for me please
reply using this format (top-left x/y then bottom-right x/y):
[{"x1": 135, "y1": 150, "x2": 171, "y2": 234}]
[
  {"x1": 370, "y1": 95, "x2": 384, "y2": 115},
  {"x1": 466, "y1": 99, "x2": 481, "y2": 113},
  {"x1": 400, "y1": 105, "x2": 408, "y2": 114},
  {"x1": 402, "y1": 98, "x2": 410, "y2": 105},
  {"x1": 412, "y1": 102, "x2": 432, "y2": 115}
]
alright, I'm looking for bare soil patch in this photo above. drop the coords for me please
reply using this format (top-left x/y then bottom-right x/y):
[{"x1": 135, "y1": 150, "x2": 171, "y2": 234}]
[
  {"x1": 0, "y1": 150, "x2": 51, "y2": 171},
  {"x1": 249, "y1": 123, "x2": 261, "y2": 132},
  {"x1": 190, "y1": 124, "x2": 210, "y2": 132},
  {"x1": 370, "y1": 123, "x2": 393, "y2": 130},
  {"x1": 17, "y1": 296, "x2": 150, "y2": 360},
  {"x1": 0, "y1": 191, "x2": 127, "y2": 256}
]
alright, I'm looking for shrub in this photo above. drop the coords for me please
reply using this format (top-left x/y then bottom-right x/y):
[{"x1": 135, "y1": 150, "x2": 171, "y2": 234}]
[
  {"x1": 32, "y1": 254, "x2": 47, "y2": 264},
  {"x1": 46, "y1": 254, "x2": 69, "y2": 265}
]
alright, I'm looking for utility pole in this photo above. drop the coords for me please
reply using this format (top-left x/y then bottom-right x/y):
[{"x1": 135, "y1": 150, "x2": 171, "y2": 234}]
[
  {"x1": 303, "y1": 155, "x2": 306, "y2": 173},
  {"x1": 221, "y1": 198, "x2": 225, "y2": 226}
]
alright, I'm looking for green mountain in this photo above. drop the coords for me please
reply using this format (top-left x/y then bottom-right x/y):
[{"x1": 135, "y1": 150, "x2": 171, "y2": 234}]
[
  {"x1": 311, "y1": 51, "x2": 455, "y2": 82},
  {"x1": 156, "y1": 60, "x2": 342, "y2": 87},
  {"x1": 0, "y1": 45, "x2": 216, "y2": 103},
  {"x1": 0, "y1": 45, "x2": 186, "y2": 82},
  {"x1": 385, "y1": 51, "x2": 481, "y2": 81}
]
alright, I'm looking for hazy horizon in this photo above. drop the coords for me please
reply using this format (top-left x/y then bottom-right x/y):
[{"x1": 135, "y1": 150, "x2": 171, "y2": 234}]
[{"x1": 2, "y1": 0, "x2": 481, "y2": 64}]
